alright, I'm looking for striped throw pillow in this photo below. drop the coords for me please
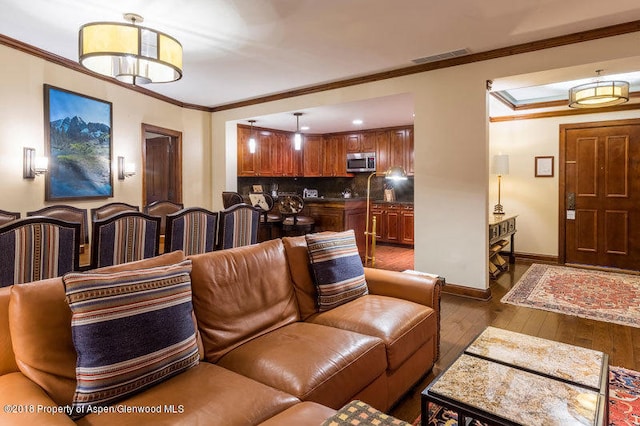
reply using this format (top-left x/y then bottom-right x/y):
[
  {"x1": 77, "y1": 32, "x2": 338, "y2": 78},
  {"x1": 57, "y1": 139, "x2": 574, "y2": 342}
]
[
  {"x1": 305, "y1": 230, "x2": 368, "y2": 312},
  {"x1": 63, "y1": 259, "x2": 199, "y2": 417}
]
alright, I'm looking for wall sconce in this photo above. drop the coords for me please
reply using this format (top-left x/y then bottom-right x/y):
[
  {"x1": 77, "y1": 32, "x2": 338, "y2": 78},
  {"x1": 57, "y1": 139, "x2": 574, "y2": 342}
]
[
  {"x1": 117, "y1": 156, "x2": 136, "y2": 180},
  {"x1": 23, "y1": 147, "x2": 48, "y2": 179}
]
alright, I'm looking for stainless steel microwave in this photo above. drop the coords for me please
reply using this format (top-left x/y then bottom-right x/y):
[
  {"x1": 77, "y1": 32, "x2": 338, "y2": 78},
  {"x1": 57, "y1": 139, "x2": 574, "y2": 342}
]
[{"x1": 346, "y1": 152, "x2": 376, "y2": 172}]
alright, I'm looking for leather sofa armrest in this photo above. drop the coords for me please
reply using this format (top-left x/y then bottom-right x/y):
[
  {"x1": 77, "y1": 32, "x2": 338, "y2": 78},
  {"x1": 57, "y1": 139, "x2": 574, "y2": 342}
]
[
  {"x1": 364, "y1": 268, "x2": 442, "y2": 309},
  {"x1": 364, "y1": 268, "x2": 443, "y2": 360},
  {"x1": 0, "y1": 372, "x2": 75, "y2": 425}
]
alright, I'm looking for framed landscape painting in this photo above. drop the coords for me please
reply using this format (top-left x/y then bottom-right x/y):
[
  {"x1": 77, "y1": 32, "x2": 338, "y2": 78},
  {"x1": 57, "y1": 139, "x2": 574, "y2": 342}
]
[{"x1": 44, "y1": 85, "x2": 113, "y2": 200}]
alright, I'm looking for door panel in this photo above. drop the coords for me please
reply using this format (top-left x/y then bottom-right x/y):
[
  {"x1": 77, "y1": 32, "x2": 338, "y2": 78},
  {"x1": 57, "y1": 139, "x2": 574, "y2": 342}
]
[
  {"x1": 562, "y1": 121, "x2": 640, "y2": 271},
  {"x1": 142, "y1": 124, "x2": 182, "y2": 207}
]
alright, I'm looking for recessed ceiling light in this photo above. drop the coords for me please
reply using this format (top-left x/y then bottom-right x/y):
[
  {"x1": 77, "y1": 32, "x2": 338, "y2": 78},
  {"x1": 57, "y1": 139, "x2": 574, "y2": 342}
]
[{"x1": 352, "y1": 119, "x2": 363, "y2": 125}]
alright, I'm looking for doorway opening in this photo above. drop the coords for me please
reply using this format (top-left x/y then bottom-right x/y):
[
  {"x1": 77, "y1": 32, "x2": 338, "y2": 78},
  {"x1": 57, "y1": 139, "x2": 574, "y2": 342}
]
[{"x1": 141, "y1": 123, "x2": 183, "y2": 207}]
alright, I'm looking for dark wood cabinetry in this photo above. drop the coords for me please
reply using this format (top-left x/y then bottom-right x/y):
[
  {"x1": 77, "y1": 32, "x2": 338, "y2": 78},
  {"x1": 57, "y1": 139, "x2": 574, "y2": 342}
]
[
  {"x1": 302, "y1": 135, "x2": 323, "y2": 177},
  {"x1": 323, "y1": 135, "x2": 351, "y2": 177},
  {"x1": 370, "y1": 202, "x2": 414, "y2": 246},
  {"x1": 237, "y1": 124, "x2": 413, "y2": 178},
  {"x1": 304, "y1": 200, "x2": 367, "y2": 257}
]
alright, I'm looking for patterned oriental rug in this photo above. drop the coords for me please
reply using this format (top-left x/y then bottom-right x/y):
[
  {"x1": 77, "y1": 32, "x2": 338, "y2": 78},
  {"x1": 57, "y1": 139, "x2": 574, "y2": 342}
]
[
  {"x1": 500, "y1": 263, "x2": 640, "y2": 328},
  {"x1": 415, "y1": 366, "x2": 640, "y2": 425}
]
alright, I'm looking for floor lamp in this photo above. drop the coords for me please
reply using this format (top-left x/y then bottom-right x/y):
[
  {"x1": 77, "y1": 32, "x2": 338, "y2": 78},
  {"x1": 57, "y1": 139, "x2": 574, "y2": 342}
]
[
  {"x1": 364, "y1": 166, "x2": 408, "y2": 267},
  {"x1": 491, "y1": 154, "x2": 509, "y2": 215}
]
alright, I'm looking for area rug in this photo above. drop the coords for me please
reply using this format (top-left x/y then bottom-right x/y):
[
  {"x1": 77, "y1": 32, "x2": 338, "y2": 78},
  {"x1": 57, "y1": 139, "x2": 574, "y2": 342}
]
[
  {"x1": 500, "y1": 263, "x2": 640, "y2": 328},
  {"x1": 414, "y1": 366, "x2": 640, "y2": 425}
]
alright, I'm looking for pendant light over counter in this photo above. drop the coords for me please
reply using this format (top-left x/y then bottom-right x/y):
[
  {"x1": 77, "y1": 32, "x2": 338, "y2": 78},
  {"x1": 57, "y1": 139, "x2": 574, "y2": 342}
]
[
  {"x1": 79, "y1": 13, "x2": 183, "y2": 85},
  {"x1": 293, "y1": 112, "x2": 303, "y2": 151},
  {"x1": 248, "y1": 120, "x2": 257, "y2": 154}
]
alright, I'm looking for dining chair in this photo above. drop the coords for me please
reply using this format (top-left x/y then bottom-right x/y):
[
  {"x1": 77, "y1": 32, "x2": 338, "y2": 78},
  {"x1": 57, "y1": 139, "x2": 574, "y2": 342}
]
[
  {"x1": 91, "y1": 211, "x2": 161, "y2": 269},
  {"x1": 0, "y1": 216, "x2": 81, "y2": 287},
  {"x1": 217, "y1": 204, "x2": 260, "y2": 250},
  {"x1": 144, "y1": 200, "x2": 184, "y2": 235},
  {"x1": 0, "y1": 209, "x2": 20, "y2": 227},
  {"x1": 164, "y1": 207, "x2": 219, "y2": 255},
  {"x1": 27, "y1": 205, "x2": 89, "y2": 247},
  {"x1": 90, "y1": 202, "x2": 139, "y2": 221}
]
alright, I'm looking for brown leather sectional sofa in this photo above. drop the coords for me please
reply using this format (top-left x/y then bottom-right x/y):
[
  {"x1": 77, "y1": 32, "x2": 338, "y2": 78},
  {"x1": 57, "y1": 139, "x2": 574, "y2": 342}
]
[{"x1": 0, "y1": 235, "x2": 441, "y2": 425}]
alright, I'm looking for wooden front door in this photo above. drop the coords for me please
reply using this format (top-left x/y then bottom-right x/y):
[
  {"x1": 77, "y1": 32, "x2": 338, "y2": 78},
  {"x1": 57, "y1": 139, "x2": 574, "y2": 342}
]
[
  {"x1": 142, "y1": 124, "x2": 182, "y2": 206},
  {"x1": 560, "y1": 119, "x2": 640, "y2": 271}
]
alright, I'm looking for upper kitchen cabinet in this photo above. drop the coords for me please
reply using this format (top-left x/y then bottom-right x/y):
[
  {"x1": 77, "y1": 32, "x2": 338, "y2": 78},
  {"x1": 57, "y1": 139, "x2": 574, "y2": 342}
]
[
  {"x1": 303, "y1": 134, "x2": 323, "y2": 177},
  {"x1": 281, "y1": 133, "x2": 302, "y2": 176},
  {"x1": 323, "y1": 135, "x2": 351, "y2": 177},
  {"x1": 345, "y1": 132, "x2": 376, "y2": 153},
  {"x1": 376, "y1": 126, "x2": 414, "y2": 176},
  {"x1": 238, "y1": 125, "x2": 257, "y2": 176}
]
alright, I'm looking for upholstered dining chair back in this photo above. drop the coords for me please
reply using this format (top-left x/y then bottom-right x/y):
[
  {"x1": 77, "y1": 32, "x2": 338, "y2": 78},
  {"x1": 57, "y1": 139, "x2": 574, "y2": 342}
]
[
  {"x1": 221, "y1": 191, "x2": 244, "y2": 209},
  {"x1": 217, "y1": 204, "x2": 260, "y2": 250},
  {"x1": 144, "y1": 200, "x2": 184, "y2": 235},
  {"x1": 91, "y1": 202, "x2": 139, "y2": 221},
  {"x1": 0, "y1": 216, "x2": 81, "y2": 287},
  {"x1": 91, "y1": 211, "x2": 161, "y2": 269},
  {"x1": 0, "y1": 209, "x2": 20, "y2": 227},
  {"x1": 27, "y1": 205, "x2": 89, "y2": 246},
  {"x1": 164, "y1": 207, "x2": 219, "y2": 255}
]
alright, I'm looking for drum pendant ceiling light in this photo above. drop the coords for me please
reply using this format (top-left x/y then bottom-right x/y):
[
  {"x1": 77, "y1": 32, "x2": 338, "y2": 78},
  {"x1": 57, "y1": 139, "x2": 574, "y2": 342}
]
[
  {"x1": 79, "y1": 13, "x2": 182, "y2": 85},
  {"x1": 568, "y1": 70, "x2": 629, "y2": 108}
]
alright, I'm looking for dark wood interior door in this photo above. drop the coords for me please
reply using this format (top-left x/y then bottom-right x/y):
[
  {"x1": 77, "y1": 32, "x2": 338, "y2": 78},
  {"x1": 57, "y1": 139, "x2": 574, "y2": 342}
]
[
  {"x1": 562, "y1": 120, "x2": 640, "y2": 271},
  {"x1": 142, "y1": 124, "x2": 182, "y2": 207}
]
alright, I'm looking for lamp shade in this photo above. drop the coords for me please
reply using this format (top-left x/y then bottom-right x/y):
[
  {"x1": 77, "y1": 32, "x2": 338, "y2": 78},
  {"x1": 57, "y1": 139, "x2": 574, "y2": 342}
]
[
  {"x1": 79, "y1": 19, "x2": 182, "y2": 84},
  {"x1": 384, "y1": 166, "x2": 408, "y2": 180},
  {"x1": 491, "y1": 154, "x2": 509, "y2": 175},
  {"x1": 568, "y1": 80, "x2": 629, "y2": 108}
]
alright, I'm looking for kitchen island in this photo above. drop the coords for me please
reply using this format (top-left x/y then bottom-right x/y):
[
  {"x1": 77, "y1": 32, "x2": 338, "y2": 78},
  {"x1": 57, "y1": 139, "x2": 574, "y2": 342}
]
[{"x1": 302, "y1": 197, "x2": 367, "y2": 257}]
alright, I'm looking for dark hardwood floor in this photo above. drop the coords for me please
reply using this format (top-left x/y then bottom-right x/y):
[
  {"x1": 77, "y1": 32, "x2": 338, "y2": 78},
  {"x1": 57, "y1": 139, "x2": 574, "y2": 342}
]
[{"x1": 374, "y1": 245, "x2": 640, "y2": 423}]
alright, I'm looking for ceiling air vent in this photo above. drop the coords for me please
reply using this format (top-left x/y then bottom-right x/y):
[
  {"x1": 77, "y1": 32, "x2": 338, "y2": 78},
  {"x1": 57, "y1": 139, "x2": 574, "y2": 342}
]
[{"x1": 411, "y1": 48, "x2": 470, "y2": 65}]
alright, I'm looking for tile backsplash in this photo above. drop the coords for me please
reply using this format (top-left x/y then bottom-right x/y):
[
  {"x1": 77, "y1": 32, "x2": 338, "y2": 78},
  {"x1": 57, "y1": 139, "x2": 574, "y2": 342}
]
[{"x1": 237, "y1": 174, "x2": 414, "y2": 202}]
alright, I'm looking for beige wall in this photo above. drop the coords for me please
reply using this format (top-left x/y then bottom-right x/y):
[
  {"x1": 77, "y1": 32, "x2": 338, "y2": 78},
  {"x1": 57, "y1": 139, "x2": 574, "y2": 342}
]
[
  {"x1": 211, "y1": 32, "x2": 640, "y2": 291},
  {"x1": 0, "y1": 44, "x2": 212, "y2": 216},
  {"x1": 3, "y1": 29, "x2": 639, "y2": 291},
  {"x1": 489, "y1": 108, "x2": 640, "y2": 258}
]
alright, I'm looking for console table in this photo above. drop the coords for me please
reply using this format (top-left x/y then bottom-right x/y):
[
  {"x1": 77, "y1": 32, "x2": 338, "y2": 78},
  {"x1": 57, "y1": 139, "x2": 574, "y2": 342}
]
[{"x1": 488, "y1": 214, "x2": 517, "y2": 279}]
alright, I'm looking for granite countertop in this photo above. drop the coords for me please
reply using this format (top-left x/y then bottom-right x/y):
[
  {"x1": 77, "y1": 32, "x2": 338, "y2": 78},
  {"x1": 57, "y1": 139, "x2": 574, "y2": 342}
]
[
  {"x1": 371, "y1": 200, "x2": 414, "y2": 205},
  {"x1": 303, "y1": 197, "x2": 367, "y2": 202}
]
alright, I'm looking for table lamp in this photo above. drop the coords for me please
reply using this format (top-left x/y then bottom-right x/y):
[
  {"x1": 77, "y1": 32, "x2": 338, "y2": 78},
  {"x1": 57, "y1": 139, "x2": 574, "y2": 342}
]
[{"x1": 491, "y1": 154, "x2": 509, "y2": 215}]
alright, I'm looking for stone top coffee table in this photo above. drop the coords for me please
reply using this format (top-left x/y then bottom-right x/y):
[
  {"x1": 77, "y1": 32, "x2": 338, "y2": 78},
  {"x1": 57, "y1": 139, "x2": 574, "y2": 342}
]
[{"x1": 421, "y1": 327, "x2": 608, "y2": 426}]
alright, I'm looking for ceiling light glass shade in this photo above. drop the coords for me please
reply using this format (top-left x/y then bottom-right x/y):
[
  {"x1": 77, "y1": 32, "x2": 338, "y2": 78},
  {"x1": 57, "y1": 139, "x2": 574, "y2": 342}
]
[
  {"x1": 294, "y1": 133, "x2": 302, "y2": 150},
  {"x1": 249, "y1": 137, "x2": 256, "y2": 154},
  {"x1": 79, "y1": 21, "x2": 182, "y2": 84},
  {"x1": 568, "y1": 80, "x2": 629, "y2": 108},
  {"x1": 384, "y1": 166, "x2": 408, "y2": 180}
]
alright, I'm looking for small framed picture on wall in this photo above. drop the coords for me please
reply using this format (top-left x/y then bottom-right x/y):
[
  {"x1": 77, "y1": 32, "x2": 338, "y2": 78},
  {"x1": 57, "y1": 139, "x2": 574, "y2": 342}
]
[{"x1": 535, "y1": 156, "x2": 554, "y2": 177}]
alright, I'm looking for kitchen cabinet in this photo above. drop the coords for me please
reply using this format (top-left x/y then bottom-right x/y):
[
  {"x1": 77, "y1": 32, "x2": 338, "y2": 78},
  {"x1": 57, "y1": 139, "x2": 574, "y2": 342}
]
[
  {"x1": 375, "y1": 127, "x2": 414, "y2": 176},
  {"x1": 237, "y1": 124, "x2": 413, "y2": 178},
  {"x1": 281, "y1": 133, "x2": 302, "y2": 176},
  {"x1": 345, "y1": 132, "x2": 376, "y2": 153},
  {"x1": 369, "y1": 202, "x2": 414, "y2": 246},
  {"x1": 323, "y1": 135, "x2": 351, "y2": 177},
  {"x1": 237, "y1": 126, "x2": 257, "y2": 176},
  {"x1": 303, "y1": 135, "x2": 323, "y2": 177}
]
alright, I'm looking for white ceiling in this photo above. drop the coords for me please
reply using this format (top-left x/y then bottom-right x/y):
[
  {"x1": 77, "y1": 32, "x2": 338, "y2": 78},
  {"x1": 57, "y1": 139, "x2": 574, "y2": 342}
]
[{"x1": 3, "y1": 0, "x2": 640, "y2": 132}]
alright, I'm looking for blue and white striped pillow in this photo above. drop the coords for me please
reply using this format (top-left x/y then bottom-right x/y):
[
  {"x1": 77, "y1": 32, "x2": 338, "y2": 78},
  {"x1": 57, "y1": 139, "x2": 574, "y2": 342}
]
[
  {"x1": 305, "y1": 230, "x2": 368, "y2": 312},
  {"x1": 63, "y1": 259, "x2": 199, "y2": 417}
]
